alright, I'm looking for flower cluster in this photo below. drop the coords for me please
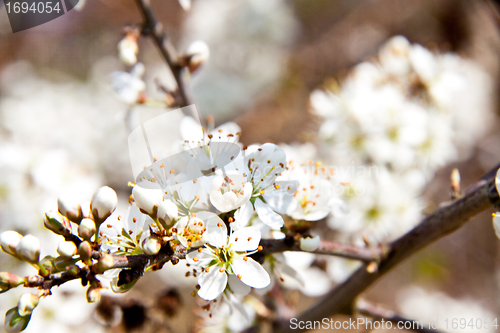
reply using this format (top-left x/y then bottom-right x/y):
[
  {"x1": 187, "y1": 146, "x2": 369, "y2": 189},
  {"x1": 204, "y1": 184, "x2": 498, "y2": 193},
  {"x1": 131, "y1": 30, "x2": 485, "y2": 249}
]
[
  {"x1": 1, "y1": 21, "x2": 497, "y2": 333},
  {"x1": 310, "y1": 36, "x2": 494, "y2": 243},
  {"x1": 0, "y1": 114, "x2": 347, "y2": 331}
]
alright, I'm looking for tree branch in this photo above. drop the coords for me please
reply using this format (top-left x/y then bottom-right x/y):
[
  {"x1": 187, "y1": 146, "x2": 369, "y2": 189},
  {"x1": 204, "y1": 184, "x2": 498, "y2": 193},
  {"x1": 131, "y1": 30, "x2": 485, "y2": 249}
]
[
  {"x1": 274, "y1": 168, "x2": 499, "y2": 333},
  {"x1": 257, "y1": 239, "x2": 387, "y2": 263},
  {"x1": 134, "y1": 0, "x2": 193, "y2": 108}
]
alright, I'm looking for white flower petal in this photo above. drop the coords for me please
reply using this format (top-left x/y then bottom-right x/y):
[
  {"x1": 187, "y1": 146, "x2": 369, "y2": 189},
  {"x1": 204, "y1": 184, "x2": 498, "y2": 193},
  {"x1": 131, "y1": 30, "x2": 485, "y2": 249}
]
[
  {"x1": 198, "y1": 267, "x2": 228, "y2": 301},
  {"x1": 205, "y1": 216, "x2": 227, "y2": 248},
  {"x1": 254, "y1": 199, "x2": 284, "y2": 229},
  {"x1": 231, "y1": 257, "x2": 270, "y2": 289},
  {"x1": 279, "y1": 262, "x2": 305, "y2": 287},
  {"x1": 298, "y1": 267, "x2": 332, "y2": 297},
  {"x1": 493, "y1": 213, "x2": 500, "y2": 239},
  {"x1": 264, "y1": 191, "x2": 297, "y2": 214},
  {"x1": 229, "y1": 227, "x2": 260, "y2": 252},
  {"x1": 186, "y1": 249, "x2": 213, "y2": 267},
  {"x1": 132, "y1": 182, "x2": 163, "y2": 215},
  {"x1": 234, "y1": 201, "x2": 253, "y2": 230},
  {"x1": 496, "y1": 168, "x2": 500, "y2": 195},
  {"x1": 227, "y1": 274, "x2": 251, "y2": 296}
]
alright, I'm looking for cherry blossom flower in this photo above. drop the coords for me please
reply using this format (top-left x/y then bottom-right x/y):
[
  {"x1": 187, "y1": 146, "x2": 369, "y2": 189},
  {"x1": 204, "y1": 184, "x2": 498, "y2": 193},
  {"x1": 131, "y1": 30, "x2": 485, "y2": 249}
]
[
  {"x1": 209, "y1": 171, "x2": 252, "y2": 213},
  {"x1": 172, "y1": 211, "x2": 221, "y2": 248},
  {"x1": 100, "y1": 203, "x2": 152, "y2": 256},
  {"x1": 244, "y1": 143, "x2": 298, "y2": 229},
  {"x1": 110, "y1": 63, "x2": 145, "y2": 104},
  {"x1": 187, "y1": 222, "x2": 270, "y2": 301},
  {"x1": 284, "y1": 161, "x2": 339, "y2": 221}
]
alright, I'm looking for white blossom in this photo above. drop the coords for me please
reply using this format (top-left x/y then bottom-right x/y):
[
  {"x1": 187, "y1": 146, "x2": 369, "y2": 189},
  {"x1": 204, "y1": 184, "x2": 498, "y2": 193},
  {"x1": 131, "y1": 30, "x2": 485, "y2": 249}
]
[
  {"x1": 111, "y1": 63, "x2": 146, "y2": 104},
  {"x1": 173, "y1": 212, "x2": 218, "y2": 248},
  {"x1": 187, "y1": 221, "x2": 269, "y2": 300},
  {"x1": 284, "y1": 161, "x2": 338, "y2": 221},
  {"x1": 244, "y1": 143, "x2": 298, "y2": 229},
  {"x1": 209, "y1": 171, "x2": 252, "y2": 212},
  {"x1": 100, "y1": 203, "x2": 152, "y2": 256}
]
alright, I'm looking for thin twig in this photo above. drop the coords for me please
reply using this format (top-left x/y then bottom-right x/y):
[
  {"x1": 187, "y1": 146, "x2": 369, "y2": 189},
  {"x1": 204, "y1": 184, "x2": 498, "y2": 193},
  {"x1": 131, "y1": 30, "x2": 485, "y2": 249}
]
[
  {"x1": 274, "y1": 167, "x2": 499, "y2": 333},
  {"x1": 257, "y1": 239, "x2": 387, "y2": 263},
  {"x1": 134, "y1": 0, "x2": 192, "y2": 108},
  {"x1": 357, "y1": 299, "x2": 444, "y2": 333}
]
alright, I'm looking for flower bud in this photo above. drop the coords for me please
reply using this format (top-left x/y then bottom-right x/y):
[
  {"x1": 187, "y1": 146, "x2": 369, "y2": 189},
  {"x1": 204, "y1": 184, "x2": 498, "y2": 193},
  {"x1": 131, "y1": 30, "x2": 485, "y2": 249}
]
[
  {"x1": 57, "y1": 241, "x2": 77, "y2": 258},
  {"x1": 451, "y1": 168, "x2": 461, "y2": 193},
  {"x1": 54, "y1": 256, "x2": 76, "y2": 272},
  {"x1": 185, "y1": 41, "x2": 209, "y2": 73},
  {"x1": 57, "y1": 196, "x2": 83, "y2": 224},
  {"x1": 17, "y1": 293, "x2": 39, "y2": 317},
  {"x1": 66, "y1": 265, "x2": 81, "y2": 276},
  {"x1": 142, "y1": 236, "x2": 161, "y2": 255},
  {"x1": 16, "y1": 235, "x2": 40, "y2": 264},
  {"x1": 157, "y1": 199, "x2": 178, "y2": 227},
  {"x1": 0, "y1": 231, "x2": 23, "y2": 257},
  {"x1": 78, "y1": 219, "x2": 96, "y2": 241},
  {"x1": 95, "y1": 254, "x2": 114, "y2": 274},
  {"x1": 299, "y1": 235, "x2": 320, "y2": 252},
  {"x1": 0, "y1": 272, "x2": 25, "y2": 293},
  {"x1": 91, "y1": 186, "x2": 118, "y2": 224},
  {"x1": 43, "y1": 211, "x2": 72, "y2": 237},
  {"x1": 38, "y1": 256, "x2": 55, "y2": 277},
  {"x1": 118, "y1": 34, "x2": 139, "y2": 66},
  {"x1": 86, "y1": 286, "x2": 101, "y2": 303},
  {"x1": 4, "y1": 307, "x2": 31, "y2": 333},
  {"x1": 78, "y1": 241, "x2": 93, "y2": 263},
  {"x1": 132, "y1": 182, "x2": 163, "y2": 216}
]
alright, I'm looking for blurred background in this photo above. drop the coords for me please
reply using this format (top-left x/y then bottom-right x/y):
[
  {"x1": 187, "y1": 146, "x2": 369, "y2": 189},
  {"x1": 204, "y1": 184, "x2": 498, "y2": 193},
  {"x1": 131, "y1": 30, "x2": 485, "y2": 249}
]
[{"x1": 1, "y1": 0, "x2": 500, "y2": 332}]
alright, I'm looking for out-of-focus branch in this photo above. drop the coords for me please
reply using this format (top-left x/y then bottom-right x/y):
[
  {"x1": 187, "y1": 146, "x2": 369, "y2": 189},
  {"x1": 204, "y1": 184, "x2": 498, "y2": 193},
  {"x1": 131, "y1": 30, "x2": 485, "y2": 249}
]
[
  {"x1": 25, "y1": 247, "x2": 186, "y2": 290},
  {"x1": 357, "y1": 299, "x2": 444, "y2": 333},
  {"x1": 134, "y1": 0, "x2": 192, "y2": 107},
  {"x1": 257, "y1": 239, "x2": 387, "y2": 263},
  {"x1": 274, "y1": 166, "x2": 499, "y2": 333}
]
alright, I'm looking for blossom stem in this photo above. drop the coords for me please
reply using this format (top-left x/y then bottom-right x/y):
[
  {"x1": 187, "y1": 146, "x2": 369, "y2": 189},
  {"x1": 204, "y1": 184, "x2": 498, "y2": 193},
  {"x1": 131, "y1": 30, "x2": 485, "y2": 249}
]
[
  {"x1": 134, "y1": 0, "x2": 193, "y2": 108},
  {"x1": 257, "y1": 239, "x2": 387, "y2": 263}
]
